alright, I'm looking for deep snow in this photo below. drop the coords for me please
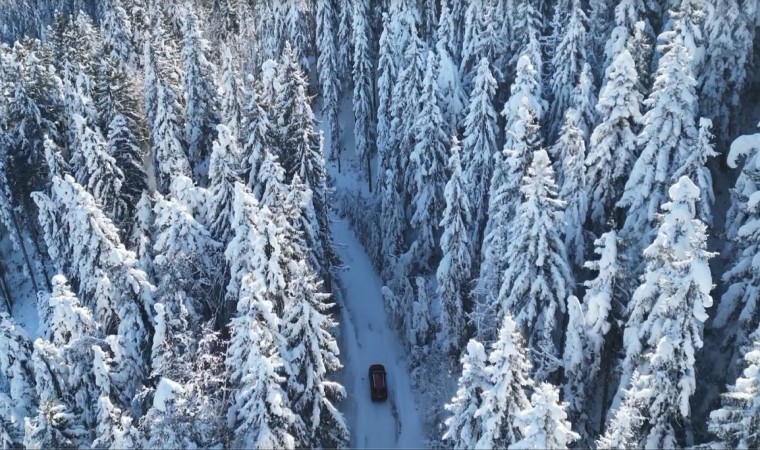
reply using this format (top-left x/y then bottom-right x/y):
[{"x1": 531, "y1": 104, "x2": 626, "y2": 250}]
[{"x1": 331, "y1": 215, "x2": 426, "y2": 448}]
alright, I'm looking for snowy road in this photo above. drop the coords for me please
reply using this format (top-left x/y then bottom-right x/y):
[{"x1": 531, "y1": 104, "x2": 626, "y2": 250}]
[{"x1": 331, "y1": 216, "x2": 426, "y2": 449}]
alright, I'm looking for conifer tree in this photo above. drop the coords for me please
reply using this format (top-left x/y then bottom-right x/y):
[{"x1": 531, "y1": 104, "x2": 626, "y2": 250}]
[
  {"x1": 219, "y1": 45, "x2": 243, "y2": 138},
  {"x1": 553, "y1": 110, "x2": 587, "y2": 266},
  {"x1": 617, "y1": 26, "x2": 698, "y2": 265},
  {"x1": 495, "y1": 150, "x2": 573, "y2": 377},
  {"x1": 548, "y1": 0, "x2": 588, "y2": 139},
  {"x1": 106, "y1": 112, "x2": 148, "y2": 235},
  {"x1": 0, "y1": 313, "x2": 35, "y2": 441},
  {"x1": 582, "y1": 230, "x2": 627, "y2": 434},
  {"x1": 37, "y1": 274, "x2": 96, "y2": 347},
  {"x1": 608, "y1": 176, "x2": 714, "y2": 447},
  {"x1": 562, "y1": 295, "x2": 590, "y2": 432},
  {"x1": 70, "y1": 114, "x2": 128, "y2": 228},
  {"x1": 226, "y1": 271, "x2": 295, "y2": 450},
  {"x1": 585, "y1": 46, "x2": 642, "y2": 229},
  {"x1": 152, "y1": 81, "x2": 191, "y2": 194},
  {"x1": 510, "y1": 383, "x2": 579, "y2": 449},
  {"x1": 435, "y1": 2, "x2": 466, "y2": 135},
  {"x1": 461, "y1": 58, "x2": 498, "y2": 253},
  {"x1": 102, "y1": 0, "x2": 137, "y2": 73},
  {"x1": 443, "y1": 340, "x2": 490, "y2": 448},
  {"x1": 281, "y1": 262, "x2": 348, "y2": 448},
  {"x1": 699, "y1": 0, "x2": 753, "y2": 142},
  {"x1": 714, "y1": 134, "x2": 760, "y2": 376},
  {"x1": 572, "y1": 63, "x2": 598, "y2": 141},
  {"x1": 315, "y1": 0, "x2": 341, "y2": 168},
  {"x1": 352, "y1": 0, "x2": 374, "y2": 185},
  {"x1": 273, "y1": 44, "x2": 330, "y2": 243},
  {"x1": 242, "y1": 86, "x2": 273, "y2": 197},
  {"x1": 437, "y1": 139, "x2": 472, "y2": 356},
  {"x1": 153, "y1": 178, "x2": 222, "y2": 318},
  {"x1": 33, "y1": 144, "x2": 153, "y2": 404},
  {"x1": 475, "y1": 315, "x2": 534, "y2": 448},
  {"x1": 375, "y1": 12, "x2": 398, "y2": 181},
  {"x1": 477, "y1": 98, "x2": 542, "y2": 328},
  {"x1": 708, "y1": 329, "x2": 760, "y2": 448},
  {"x1": 181, "y1": 5, "x2": 220, "y2": 176},
  {"x1": 336, "y1": 0, "x2": 353, "y2": 85},
  {"x1": 207, "y1": 124, "x2": 243, "y2": 244},
  {"x1": 673, "y1": 117, "x2": 717, "y2": 226},
  {"x1": 408, "y1": 51, "x2": 449, "y2": 271}
]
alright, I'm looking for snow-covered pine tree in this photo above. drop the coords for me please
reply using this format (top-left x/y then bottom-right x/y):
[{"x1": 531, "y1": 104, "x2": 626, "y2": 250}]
[
  {"x1": 474, "y1": 315, "x2": 534, "y2": 448},
  {"x1": 181, "y1": 4, "x2": 219, "y2": 178},
  {"x1": 708, "y1": 329, "x2": 760, "y2": 448},
  {"x1": 608, "y1": 176, "x2": 714, "y2": 447},
  {"x1": 461, "y1": 58, "x2": 498, "y2": 255},
  {"x1": 699, "y1": 0, "x2": 754, "y2": 143},
  {"x1": 272, "y1": 43, "x2": 331, "y2": 254},
  {"x1": 460, "y1": 0, "x2": 501, "y2": 91},
  {"x1": 437, "y1": 138, "x2": 472, "y2": 356},
  {"x1": 241, "y1": 85, "x2": 273, "y2": 197},
  {"x1": 24, "y1": 342, "x2": 87, "y2": 450},
  {"x1": 548, "y1": 0, "x2": 588, "y2": 139},
  {"x1": 152, "y1": 178, "x2": 223, "y2": 320},
  {"x1": 408, "y1": 51, "x2": 449, "y2": 271},
  {"x1": 435, "y1": 1, "x2": 466, "y2": 136},
  {"x1": 226, "y1": 271, "x2": 295, "y2": 449},
  {"x1": 37, "y1": 274, "x2": 96, "y2": 346},
  {"x1": 553, "y1": 109, "x2": 587, "y2": 267},
  {"x1": 129, "y1": 191, "x2": 155, "y2": 278},
  {"x1": 281, "y1": 261, "x2": 348, "y2": 448},
  {"x1": 286, "y1": 175, "x2": 329, "y2": 283},
  {"x1": 562, "y1": 295, "x2": 590, "y2": 437},
  {"x1": 407, "y1": 277, "x2": 433, "y2": 348},
  {"x1": 673, "y1": 117, "x2": 717, "y2": 226},
  {"x1": 585, "y1": 43, "x2": 642, "y2": 229},
  {"x1": 617, "y1": 24, "x2": 698, "y2": 269},
  {"x1": 207, "y1": 124, "x2": 242, "y2": 245},
  {"x1": 587, "y1": 0, "x2": 613, "y2": 81},
  {"x1": 376, "y1": 12, "x2": 398, "y2": 182},
  {"x1": 582, "y1": 230, "x2": 627, "y2": 436},
  {"x1": 714, "y1": 133, "x2": 760, "y2": 378},
  {"x1": 315, "y1": 0, "x2": 341, "y2": 169},
  {"x1": 336, "y1": 0, "x2": 353, "y2": 87},
  {"x1": 225, "y1": 182, "x2": 267, "y2": 309},
  {"x1": 443, "y1": 339, "x2": 490, "y2": 448},
  {"x1": 69, "y1": 113, "x2": 128, "y2": 228},
  {"x1": 495, "y1": 149, "x2": 573, "y2": 378},
  {"x1": 101, "y1": 0, "x2": 137, "y2": 74},
  {"x1": 0, "y1": 313, "x2": 35, "y2": 443},
  {"x1": 106, "y1": 112, "x2": 148, "y2": 236},
  {"x1": 219, "y1": 45, "x2": 243, "y2": 139},
  {"x1": 33, "y1": 143, "x2": 154, "y2": 404},
  {"x1": 476, "y1": 97, "x2": 542, "y2": 336},
  {"x1": 510, "y1": 382, "x2": 580, "y2": 449},
  {"x1": 63, "y1": 69, "x2": 99, "y2": 153},
  {"x1": 352, "y1": 0, "x2": 375, "y2": 186},
  {"x1": 91, "y1": 344, "x2": 139, "y2": 449},
  {"x1": 510, "y1": 0, "x2": 543, "y2": 82},
  {"x1": 572, "y1": 64, "x2": 599, "y2": 144},
  {"x1": 151, "y1": 81, "x2": 191, "y2": 194}
]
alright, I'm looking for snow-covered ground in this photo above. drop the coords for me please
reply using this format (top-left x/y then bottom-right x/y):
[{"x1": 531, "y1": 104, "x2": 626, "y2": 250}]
[{"x1": 331, "y1": 216, "x2": 426, "y2": 448}]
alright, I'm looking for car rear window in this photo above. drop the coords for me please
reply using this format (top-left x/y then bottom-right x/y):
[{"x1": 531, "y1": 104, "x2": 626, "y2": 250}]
[{"x1": 372, "y1": 372, "x2": 385, "y2": 389}]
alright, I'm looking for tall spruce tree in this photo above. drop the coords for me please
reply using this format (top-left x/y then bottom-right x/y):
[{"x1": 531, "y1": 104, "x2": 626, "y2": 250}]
[
  {"x1": 607, "y1": 176, "x2": 714, "y2": 448},
  {"x1": 437, "y1": 138, "x2": 472, "y2": 356}
]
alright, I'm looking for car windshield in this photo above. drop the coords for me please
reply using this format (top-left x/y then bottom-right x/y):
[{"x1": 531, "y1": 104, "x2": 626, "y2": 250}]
[{"x1": 372, "y1": 372, "x2": 385, "y2": 389}]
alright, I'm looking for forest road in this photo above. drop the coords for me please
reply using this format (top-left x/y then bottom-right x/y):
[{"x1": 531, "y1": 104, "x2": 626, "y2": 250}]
[{"x1": 331, "y1": 216, "x2": 426, "y2": 449}]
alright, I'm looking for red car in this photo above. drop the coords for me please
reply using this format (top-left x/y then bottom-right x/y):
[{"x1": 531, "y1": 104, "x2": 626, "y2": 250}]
[{"x1": 369, "y1": 364, "x2": 388, "y2": 402}]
